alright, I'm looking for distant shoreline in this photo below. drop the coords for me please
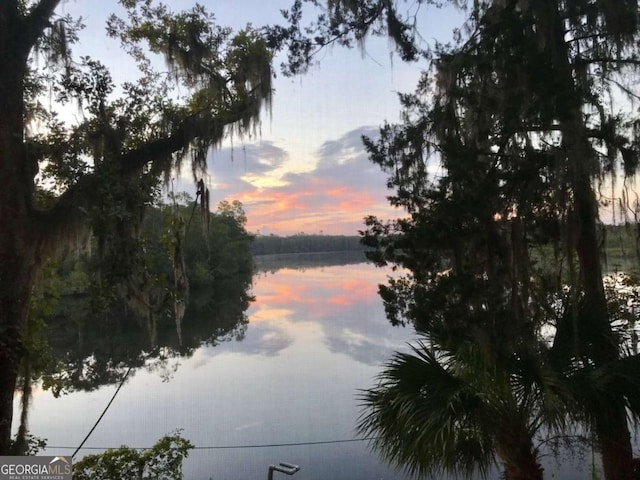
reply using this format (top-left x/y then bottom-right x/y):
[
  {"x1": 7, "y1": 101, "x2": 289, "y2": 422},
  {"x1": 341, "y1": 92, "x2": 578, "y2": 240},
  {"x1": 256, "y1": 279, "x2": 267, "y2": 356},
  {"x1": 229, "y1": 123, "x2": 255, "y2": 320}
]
[
  {"x1": 252, "y1": 250, "x2": 369, "y2": 272},
  {"x1": 251, "y1": 234, "x2": 367, "y2": 256}
]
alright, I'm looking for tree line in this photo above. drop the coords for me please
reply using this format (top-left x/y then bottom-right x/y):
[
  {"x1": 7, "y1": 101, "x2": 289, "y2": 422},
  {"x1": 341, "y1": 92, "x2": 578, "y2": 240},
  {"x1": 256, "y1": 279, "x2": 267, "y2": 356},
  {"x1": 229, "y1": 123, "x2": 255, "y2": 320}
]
[
  {"x1": 253, "y1": 225, "x2": 640, "y2": 269},
  {"x1": 45, "y1": 197, "x2": 253, "y2": 300},
  {"x1": 251, "y1": 233, "x2": 365, "y2": 255}
]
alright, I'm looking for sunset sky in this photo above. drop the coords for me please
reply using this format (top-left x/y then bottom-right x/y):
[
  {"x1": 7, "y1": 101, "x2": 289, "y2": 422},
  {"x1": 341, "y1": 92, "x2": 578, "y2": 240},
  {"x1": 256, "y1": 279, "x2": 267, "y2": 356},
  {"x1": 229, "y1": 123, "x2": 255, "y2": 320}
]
[{"x1": 57, "y1": 1, "x2": 463, "y2": 235}]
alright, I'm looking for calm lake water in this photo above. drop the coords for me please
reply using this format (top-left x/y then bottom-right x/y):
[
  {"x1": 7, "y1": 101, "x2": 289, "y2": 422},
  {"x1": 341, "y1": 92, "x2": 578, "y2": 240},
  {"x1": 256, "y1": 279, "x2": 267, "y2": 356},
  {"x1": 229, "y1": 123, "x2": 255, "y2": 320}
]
[
  {"x1": 17, "y1": 255, "x2": 596, "y2": 479},
  {"x1": 20, "y1": 257, "x2": 418, "y2": 479}
]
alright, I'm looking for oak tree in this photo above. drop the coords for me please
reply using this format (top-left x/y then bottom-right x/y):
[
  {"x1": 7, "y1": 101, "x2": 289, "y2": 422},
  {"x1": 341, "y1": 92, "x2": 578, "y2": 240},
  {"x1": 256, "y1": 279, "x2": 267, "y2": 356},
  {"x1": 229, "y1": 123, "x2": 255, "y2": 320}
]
[{"x1": 0, "y1": 0, "x2": 273, "y2": 454}]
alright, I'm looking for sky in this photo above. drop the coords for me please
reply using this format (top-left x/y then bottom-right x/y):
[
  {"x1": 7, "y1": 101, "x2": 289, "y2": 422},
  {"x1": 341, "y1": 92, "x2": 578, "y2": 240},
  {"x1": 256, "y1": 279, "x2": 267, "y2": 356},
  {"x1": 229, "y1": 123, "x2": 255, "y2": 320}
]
[{"x1": 55, "y1": 0, "x2": 464, "y2": 235}]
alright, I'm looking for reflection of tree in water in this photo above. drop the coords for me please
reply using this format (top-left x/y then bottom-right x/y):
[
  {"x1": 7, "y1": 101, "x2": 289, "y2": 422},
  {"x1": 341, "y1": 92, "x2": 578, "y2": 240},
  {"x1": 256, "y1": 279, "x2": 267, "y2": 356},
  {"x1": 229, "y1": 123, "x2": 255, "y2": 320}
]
[{"x1": 41, "y1": 272, "x2": 253, "y2": 394}]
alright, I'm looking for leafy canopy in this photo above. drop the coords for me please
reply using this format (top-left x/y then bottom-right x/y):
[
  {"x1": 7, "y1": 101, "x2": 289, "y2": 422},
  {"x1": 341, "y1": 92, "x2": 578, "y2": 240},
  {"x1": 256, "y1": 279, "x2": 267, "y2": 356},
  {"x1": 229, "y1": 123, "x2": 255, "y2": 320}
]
[{"x1": 268, "y1": 0, "x2": 640, "y2": 478}]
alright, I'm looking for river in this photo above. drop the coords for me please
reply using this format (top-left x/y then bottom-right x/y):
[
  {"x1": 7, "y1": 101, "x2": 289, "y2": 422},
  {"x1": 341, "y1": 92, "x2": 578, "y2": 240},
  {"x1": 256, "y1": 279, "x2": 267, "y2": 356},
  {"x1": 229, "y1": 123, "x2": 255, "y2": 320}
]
[
  {"x1": 16, "y1": 255, "x2": 600, "y2": 479},
  {"x1": 19, "y1": 256, "x2": 416, "y2": 479}
]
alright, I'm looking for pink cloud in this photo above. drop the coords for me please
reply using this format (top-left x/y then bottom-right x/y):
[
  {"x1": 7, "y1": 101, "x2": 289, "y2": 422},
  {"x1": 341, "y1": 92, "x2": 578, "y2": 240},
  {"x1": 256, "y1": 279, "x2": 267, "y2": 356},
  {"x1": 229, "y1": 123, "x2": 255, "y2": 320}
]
[{"x1": 206, "y1": 127, "x2": 405, "y2": 235}]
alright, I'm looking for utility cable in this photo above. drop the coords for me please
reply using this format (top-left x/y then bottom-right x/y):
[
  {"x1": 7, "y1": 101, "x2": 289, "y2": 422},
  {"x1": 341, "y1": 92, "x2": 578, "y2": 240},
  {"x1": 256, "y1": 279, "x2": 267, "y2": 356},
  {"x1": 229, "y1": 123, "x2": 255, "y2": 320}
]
[
  {"x1": 71, "y1": 366, "x2": 133, "y2": 459},
  {"x1": 54, "y1": 437, "x2": 380, "y2": 452}
]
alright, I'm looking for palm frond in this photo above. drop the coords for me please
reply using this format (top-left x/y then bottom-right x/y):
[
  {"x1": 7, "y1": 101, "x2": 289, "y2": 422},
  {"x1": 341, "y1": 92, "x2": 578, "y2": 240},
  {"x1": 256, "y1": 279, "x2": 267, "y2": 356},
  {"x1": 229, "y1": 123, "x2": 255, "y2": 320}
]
[{"x1": 357, "y1": 342, "x2": 496, "y2": 478}]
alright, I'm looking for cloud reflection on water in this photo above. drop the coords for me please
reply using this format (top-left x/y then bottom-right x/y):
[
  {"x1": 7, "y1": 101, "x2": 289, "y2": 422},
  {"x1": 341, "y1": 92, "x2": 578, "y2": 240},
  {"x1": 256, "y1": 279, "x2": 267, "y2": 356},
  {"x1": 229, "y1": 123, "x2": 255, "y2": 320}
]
[
  {"x1": 244, "y1": 261, "x2": 414, "y2": 366},
  {"x1": 24, "y1": 259, "x2": 419, "y2": 480}
]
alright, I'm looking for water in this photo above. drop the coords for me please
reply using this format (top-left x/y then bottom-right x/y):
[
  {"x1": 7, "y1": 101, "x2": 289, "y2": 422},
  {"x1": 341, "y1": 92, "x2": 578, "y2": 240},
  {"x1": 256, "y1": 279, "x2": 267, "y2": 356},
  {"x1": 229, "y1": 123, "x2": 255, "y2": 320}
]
[
  {"x1": 16, "y1": 257, "x2": 602, "y2": 479},
  {"x1": 20, "y1": 259, "x2": 418, "y2": 480}
]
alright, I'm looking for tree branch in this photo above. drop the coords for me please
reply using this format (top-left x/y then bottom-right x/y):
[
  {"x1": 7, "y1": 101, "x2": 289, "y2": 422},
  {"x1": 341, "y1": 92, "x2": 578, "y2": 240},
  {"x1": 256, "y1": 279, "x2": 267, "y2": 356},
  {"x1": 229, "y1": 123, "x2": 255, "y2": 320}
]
[
  {"x1": 22, "y1": 0, "x2": 62, "y2": 54},
  {"x1": 575, "y1": 56, "x2": 640, "y2": 66},
  {"x1": 605, "y1": 77, "x2": 640, "y2": 101},
  {"x1": 37, "y1": 93, "x2": 259, "y2": 245}
]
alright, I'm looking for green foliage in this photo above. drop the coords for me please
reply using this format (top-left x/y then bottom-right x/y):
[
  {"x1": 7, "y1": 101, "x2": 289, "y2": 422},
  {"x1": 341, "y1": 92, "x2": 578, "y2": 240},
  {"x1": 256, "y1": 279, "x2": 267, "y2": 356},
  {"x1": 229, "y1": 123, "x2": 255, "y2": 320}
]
[
  {"x1": 22, "y1": 0, "x2": 275, "y2": 305},
  {"x1": 2, "y1": 0, "x2": 275, "y2": 456},
  {"x1": 86, "y1": 173, "x2": 162, "y2": 310},
  {"x1": 266, "y1": 0, "x2": 427, "y2": 76},
  {"x1": 81, "y1": 195, "x2": 254, "y2": 294},
  {"x1": 358, "y1": 342, "x2": 498, "y2": 478},
  {"x1": 48, "y1": 196, "x2": 255, "y2": 329},
  {"x1": 164, "y1": 199, "x2": 254, "y2": 285},
  {"x1": 217, "y1": 199, "x2": 247, "y2": 226},
  {"x1": 276, "y1": 0, "x2": 640, "y2": 478},
  {"x1": 26, "y1": 260, "x2": 61, "y2": 374},
  {"x1": 10, "y1": 433, "x2": 47, "y2": 457},
  {"x1": 37, "y1": 198, "x2": 254, "y2": 395},
  {"x1": 73, "y1": 431, "x2": 193, "y2": 480},
  {"x1": 251, "y1": 234, "x2": 365, "y2": 255}
]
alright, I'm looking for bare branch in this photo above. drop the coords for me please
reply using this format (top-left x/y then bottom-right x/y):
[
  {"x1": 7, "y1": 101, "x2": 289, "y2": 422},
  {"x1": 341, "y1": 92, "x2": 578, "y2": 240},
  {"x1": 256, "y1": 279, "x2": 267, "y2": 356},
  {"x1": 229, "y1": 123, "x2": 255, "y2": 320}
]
[{"x1": 605, "y1": 77, "x2": 640, "y2": 101}]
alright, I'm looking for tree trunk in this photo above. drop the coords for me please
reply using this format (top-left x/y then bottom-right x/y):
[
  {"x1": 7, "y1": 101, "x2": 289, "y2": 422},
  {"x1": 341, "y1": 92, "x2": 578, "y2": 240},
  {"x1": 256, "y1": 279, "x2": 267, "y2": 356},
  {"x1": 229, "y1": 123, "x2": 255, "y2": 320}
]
[
  {"x1": 562, "y1": 74, "x2": 636, "y2": 480},
  {"x1": 538, "y1": 2, "x2": 635, "y2": 478},
  {"x1": 597, "y1": 411, "x2": 635, "y2": 480},
  {"x1": 566, "y1": 126, "x2": 635, "y2": 480},
  {"x1": 0, "y1": 233, "x2": 37, "y2": 455},
  {"x1": 0, "y1": 10, "x2": 40, "y2": 454},
  {"x1": 497, "y1": 438, "x2": 544, "y2": 480},
  {"x1": 0, "y1": 209, "x2": 40, "y2": 456},
  {"x1": 503, "y1": 461, "x2": 544, "y2": 480},
  {"x1": 0, "y1": 360, "x2": 19, "y2": 455},
  {"x1": 11, "y1": 359, "x2": 31, "y2": 456}
]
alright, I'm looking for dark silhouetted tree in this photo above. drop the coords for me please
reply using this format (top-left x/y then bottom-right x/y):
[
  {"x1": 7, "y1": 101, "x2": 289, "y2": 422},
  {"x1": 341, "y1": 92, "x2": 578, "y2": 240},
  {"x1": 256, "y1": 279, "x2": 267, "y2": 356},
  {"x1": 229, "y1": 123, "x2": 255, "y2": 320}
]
[
  {"x1": 273, "y1": 1, "x2": 640, "y2": 478},
  {"x1": 0, "y1": 0, "x2": 273, "y2": 454}
]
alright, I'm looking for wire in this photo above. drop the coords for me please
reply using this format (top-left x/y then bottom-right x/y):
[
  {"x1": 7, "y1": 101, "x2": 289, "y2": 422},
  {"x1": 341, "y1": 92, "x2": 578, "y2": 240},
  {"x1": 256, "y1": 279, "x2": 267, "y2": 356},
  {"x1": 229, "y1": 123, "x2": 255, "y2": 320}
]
[
  {"x1": 191, "y1": 438, "x2": 377, "y2": 450},
  {"x1": 62, "y1": 303, "x2": 378, "y2": 457},
  {"x1": 52, "y1": 437, "x2": 379, "y2": 452},
  {"x1": 71, "y1": 366, "x2": 133, "y2": 459}
]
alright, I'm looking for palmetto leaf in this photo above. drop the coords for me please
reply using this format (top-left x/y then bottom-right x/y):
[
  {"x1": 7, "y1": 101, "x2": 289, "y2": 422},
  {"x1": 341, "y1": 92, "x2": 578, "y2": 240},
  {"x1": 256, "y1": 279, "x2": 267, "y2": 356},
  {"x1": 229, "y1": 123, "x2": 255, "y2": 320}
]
[{"x1": 358, "y1": 341, "x2": 499, "y2": 478}]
